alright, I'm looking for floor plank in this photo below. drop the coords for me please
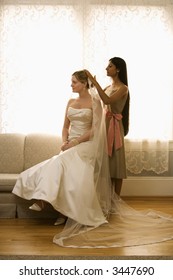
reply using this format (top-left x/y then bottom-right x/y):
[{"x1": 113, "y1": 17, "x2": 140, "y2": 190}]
[{"x1": 1, "y1": 197, "x2": 173, "y2": 259}]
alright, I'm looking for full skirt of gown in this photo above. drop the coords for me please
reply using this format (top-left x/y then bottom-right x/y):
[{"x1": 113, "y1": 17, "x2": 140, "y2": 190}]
[{"x1": 12, "y1": 141, "x2": 107, "y2": 227}]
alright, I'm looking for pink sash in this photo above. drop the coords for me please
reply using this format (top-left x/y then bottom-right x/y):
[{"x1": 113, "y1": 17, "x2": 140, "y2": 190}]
[{"x1": 106, "y1": 110, "x2": 123, "y2": 156}]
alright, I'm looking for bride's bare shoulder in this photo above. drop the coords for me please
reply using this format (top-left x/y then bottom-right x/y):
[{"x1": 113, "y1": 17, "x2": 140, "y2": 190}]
[{"x1": 67, "y1": 98, "x2": 76, "y2": 106}]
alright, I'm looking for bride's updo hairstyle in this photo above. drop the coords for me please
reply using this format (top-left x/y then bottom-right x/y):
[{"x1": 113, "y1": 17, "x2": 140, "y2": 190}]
[{"x1": 72, "y1": 70, "x2": 89, "y2": 89}]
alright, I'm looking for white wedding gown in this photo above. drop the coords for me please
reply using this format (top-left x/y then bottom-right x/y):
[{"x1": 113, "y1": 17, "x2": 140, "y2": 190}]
[
  {"x1": 12, "y1": 104, "x2": 173, "y2": 248},
  {"x1": 12, "y1": 107, "x2": 107, "y2": 227}
]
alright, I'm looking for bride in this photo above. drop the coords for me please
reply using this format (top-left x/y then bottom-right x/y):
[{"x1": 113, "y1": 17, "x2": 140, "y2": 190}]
[
  {"x1": 12, "y1": 70, "x2": 173, "y2": 248},
  {"x1": 12, "y1": 70, "x2": 109, "y2": 227}
]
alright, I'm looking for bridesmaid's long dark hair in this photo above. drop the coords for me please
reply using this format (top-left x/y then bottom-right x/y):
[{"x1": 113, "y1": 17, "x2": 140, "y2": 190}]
[{"x1": 110, "y1": 57, "x2": 130, "y2": 136}]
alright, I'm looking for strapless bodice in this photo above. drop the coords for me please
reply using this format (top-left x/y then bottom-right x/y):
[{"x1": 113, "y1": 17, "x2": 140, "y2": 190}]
[{"x1": 67, "y1": 107, "x2": 92, "y2": 140}]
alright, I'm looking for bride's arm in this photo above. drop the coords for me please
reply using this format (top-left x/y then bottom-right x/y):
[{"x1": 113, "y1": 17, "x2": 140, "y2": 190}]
[
  {"x1": 72, "y1": 129, "x2": 92, "y2": 145},
  {"x1": 61, "y1": 100, "x2": 73, "y2": 151},
  {"x1": 62, "y1": 129, "x2": 92, "y2": 151}
]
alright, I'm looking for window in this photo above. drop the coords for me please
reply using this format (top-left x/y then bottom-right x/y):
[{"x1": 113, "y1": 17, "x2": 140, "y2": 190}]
[{"x1": 1, "y1": 0, "x2": 173, "y2": 173}]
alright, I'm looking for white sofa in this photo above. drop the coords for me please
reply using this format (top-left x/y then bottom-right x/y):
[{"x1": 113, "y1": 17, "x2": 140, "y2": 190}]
[{"x1": 0, "y1": 133, "x2": 62, "y2": 218}]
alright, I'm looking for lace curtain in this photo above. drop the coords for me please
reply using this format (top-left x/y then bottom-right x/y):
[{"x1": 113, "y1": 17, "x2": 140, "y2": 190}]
[{"x1": 0, "y1": 0, "x2": 173, "y2": 174}]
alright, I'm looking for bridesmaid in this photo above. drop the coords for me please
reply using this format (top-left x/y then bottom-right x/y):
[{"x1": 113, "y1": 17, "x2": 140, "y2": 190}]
[{"x1": 85, "y1": 57, "x2": 130, "y2": 195}]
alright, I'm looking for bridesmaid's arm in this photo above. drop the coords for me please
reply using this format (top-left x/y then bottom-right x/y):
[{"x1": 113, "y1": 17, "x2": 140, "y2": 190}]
[{"x1": 84, "y1": 69, "x2": 128, "y2": 105}]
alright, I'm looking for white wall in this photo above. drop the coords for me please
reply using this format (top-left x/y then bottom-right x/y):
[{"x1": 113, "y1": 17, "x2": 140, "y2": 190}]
[{"x1": 121, "y1": 177, "x2": 173, "y2": 196}]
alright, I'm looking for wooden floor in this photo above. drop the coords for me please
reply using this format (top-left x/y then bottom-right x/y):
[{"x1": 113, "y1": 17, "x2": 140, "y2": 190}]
[{"x1": 1, "y1": 197, "x2": 173, "y2": 259}]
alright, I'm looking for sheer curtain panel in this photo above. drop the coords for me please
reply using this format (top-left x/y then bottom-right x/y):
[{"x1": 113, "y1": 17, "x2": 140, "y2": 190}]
[{"x1": 0, "y1": 0, "x2": 173, "y2": 174}]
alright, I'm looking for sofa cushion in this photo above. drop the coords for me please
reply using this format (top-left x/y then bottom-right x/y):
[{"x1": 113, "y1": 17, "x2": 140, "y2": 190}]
[
  {"x1": 24, "y1": 133, "x2": 62, "y2": 170},
  {"x1": 0, "y1": 174, "x2": 19, "y2": 191},
  {"x1": 0, "y1": 133, "x2": 25, "y2": 173}
]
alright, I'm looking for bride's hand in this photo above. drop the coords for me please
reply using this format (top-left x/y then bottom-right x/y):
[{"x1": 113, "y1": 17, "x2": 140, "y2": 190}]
[
  {"x1": 61, "y1": 140, "x2": 78, "y2": 151},
  {"x1": 61, "y1": 141, "x2": 69, "y2": 151}
]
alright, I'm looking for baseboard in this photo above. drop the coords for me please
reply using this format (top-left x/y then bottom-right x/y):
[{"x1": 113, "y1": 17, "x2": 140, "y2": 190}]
[{"x1": 121, "y1": 177, "x2": 173, "y2": 196}]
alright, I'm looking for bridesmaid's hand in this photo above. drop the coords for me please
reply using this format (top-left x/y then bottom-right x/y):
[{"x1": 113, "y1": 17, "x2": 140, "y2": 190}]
[{"x1": 84, "y1": 69, "x2": 96, "y2": 85}]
